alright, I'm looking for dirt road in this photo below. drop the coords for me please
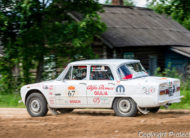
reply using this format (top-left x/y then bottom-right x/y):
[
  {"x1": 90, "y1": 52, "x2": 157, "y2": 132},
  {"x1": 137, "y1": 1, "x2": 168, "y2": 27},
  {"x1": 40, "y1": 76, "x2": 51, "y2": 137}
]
[{"x1": 0, "y1": 108, "x2": 190, "y2": 138}]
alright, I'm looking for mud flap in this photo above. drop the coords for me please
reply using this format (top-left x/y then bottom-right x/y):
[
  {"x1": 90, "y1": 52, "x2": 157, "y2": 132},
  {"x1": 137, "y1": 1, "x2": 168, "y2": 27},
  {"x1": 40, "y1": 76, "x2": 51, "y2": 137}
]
[
  {"x1": 48, "y1": 106, "x2": 59, "y2": 115},
  {"x1": 137, "y1": 106, "x2": 149, "y2": 115}
]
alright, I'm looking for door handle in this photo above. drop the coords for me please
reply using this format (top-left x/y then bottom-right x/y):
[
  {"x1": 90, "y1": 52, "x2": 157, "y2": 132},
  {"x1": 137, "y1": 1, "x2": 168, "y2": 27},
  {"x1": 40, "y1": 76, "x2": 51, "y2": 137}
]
[
  {"x1": 79, "y1": 83, "x2": 87, "y2": 85},
  {"x1": 108, "y1": 83, "x2": 115, "y2": 85}
]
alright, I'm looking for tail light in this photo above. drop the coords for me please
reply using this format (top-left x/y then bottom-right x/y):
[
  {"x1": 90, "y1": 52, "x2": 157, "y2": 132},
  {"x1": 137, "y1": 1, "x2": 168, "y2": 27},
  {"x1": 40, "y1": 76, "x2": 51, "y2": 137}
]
[
  {"x1": 160, "y1": 89, "x2": 169, "y2": 95},
  {"x1": 177, "y1": 87, "x2": 180, "y2": 91}
]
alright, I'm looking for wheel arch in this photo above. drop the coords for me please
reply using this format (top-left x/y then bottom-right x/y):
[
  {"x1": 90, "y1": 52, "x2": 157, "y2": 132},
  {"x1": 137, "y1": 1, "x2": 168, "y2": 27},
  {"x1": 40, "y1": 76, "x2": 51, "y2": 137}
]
[
  {"x1": 25, "y1": 89, "x2": 47, "y2": 104},
  {"x1": 111, "y1": 96, "x2": 137, "y2": 108}
]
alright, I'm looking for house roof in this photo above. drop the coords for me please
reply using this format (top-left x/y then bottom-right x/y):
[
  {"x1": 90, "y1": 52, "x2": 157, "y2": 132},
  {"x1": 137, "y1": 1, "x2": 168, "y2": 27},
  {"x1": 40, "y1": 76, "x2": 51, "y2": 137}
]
[
  {"x1": 71, "y1": 5, "x2": 190, "y2": 57},
  {"x1": 171, "y1": 47, "x2": 190, "y2": 58},
  {"x1": 72, "y1": 5, "x2": 190, "y2": 51},
  {"x1": 99, "y1": 5, "x2": 190, "y2": 48}
]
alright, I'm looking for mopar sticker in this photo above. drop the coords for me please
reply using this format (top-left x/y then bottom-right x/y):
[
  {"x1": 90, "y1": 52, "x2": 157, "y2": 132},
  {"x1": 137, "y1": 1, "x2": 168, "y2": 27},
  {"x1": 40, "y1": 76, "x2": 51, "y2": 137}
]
[{"x1": 116, "y1": 85, "x2": 125, "y2": 93}]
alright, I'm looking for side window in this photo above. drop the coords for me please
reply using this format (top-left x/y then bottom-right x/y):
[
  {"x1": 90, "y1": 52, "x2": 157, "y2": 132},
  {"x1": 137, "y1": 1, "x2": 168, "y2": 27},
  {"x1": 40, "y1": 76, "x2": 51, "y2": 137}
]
[
  {"x1": 117, "y1": 68, "x2": 125, "y2": 79},
  {"x1": 64, "y1": 67, "x2": 72, "y2": 80},
  {"x1": 90, "y1": 65, "x2": 114, "y2": 80},
  {"x1": 72, "y1": 66, "x2": 87, "y2": 80},
  {"x1": 117, "y1": 65, "x2": 132, "y2": 80}
]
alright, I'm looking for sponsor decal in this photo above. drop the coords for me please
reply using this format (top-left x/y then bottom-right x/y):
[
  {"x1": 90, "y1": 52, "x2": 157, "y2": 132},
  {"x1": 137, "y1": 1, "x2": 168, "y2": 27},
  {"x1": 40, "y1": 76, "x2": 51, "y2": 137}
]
[
  {"x1": 49, "y1": 85, "x2": 53, "y2": 90},
  {"x1": 27, "y1": 84, "x2": 41, "y2": 89},
  {"x1": 160, "y1": 77, "x2": 167, "y2": 80},
  {"x1": 49, "y1": 99, "x2": 54, "y2": 104},
  {"x1": 69, "y1": 100, "x2": 81, "y2": 104},
  {"x1": 116, "y1": 85, "x2": 125, "y2": 93},
  {"x1": 93, "y1": 97, "x2": 109, "y2": 104},
  {"x1": 87, "y1": 85, "x2": 114, "y2": 96},
  {"x1": 94, "y1": 91, "x2": 108, "y2": 95},
  {"x1": 49, "y1": 92, "x2": 53, "y2": 95},
  {"x1": 64, "y1": 100, "x2": 69, "y2": 104},
  {"x1": 68, "y1": 86, "x2": 76, "y2": 97},
  {"x1": 43, "y1": 85, "x2": 53, "y2": 90},
  {"x1": 148, "y1": 87, "x2": 155, "y2": 93},
  {"x1": 93, "y1": 97, "x2": 100, "y2": 104},
  {"x1": 43, "y1": 85, "x2": 48, "y2": 89},
  {"x1": 91, "y1": 66, "x2": 107, "y2": 72},
  {"x1": 87, "y1": 85, "x2": 98, "y2": 91}
]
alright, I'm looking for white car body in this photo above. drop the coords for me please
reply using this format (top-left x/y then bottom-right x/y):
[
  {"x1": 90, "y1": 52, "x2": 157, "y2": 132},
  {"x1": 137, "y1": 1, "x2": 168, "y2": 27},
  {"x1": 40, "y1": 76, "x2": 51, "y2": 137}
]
[{"x1": 20, "y1": 59, "x2": 183, "y2": 110}]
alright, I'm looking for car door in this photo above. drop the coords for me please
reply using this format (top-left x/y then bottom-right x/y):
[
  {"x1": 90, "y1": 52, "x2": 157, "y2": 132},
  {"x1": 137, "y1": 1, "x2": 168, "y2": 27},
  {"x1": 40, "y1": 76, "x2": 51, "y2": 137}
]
[
  {"x1": 86, "y1": 65, "x2": 115, "y2": 108},
  {"x1": 55, "y1": 65, "x2": 88, "y2": 107}
]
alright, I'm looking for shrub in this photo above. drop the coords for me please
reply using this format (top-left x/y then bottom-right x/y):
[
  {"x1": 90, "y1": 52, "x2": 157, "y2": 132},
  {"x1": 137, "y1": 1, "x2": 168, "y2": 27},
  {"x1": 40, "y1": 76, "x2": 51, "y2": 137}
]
[{"x1": 155, "y1": 67, "x2": 190, "y2": 91}]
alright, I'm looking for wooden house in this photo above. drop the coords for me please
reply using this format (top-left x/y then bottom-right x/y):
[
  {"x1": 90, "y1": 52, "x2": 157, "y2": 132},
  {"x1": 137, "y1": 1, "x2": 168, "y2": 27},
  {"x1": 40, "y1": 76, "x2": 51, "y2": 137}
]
[{"x1": 72, "y1": 4, "x2": 190, "y2": 75}]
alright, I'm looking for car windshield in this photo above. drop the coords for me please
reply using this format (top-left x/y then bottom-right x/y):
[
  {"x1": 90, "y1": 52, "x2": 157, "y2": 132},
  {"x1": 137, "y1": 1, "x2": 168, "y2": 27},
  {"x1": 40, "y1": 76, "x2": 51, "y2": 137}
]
[{"x1": 118, "y1": 62, "x2": 148, "y2": 80}]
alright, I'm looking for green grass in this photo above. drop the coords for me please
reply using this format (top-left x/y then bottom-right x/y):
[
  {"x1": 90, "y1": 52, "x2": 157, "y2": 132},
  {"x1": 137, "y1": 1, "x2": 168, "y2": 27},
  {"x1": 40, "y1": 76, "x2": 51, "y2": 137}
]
[
  {"x1": 168, "y1": 90, "x2": 190, "y2": 109},
  {"x1": 0, "y1": 94, "x2": 25, "y2": 108},
  {"x1": 0, "y1": 90, "x2": 189, "y2": 109}
]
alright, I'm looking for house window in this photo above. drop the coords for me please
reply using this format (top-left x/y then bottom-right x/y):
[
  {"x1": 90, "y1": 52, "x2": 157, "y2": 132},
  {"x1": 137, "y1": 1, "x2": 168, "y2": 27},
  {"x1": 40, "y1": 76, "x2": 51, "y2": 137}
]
[
  {"x1": 123, "y1": 52, "x2": 134, "y2": 59},
  {"x1": 149, "y1": 55, "x2": 157, "y2": 75}
]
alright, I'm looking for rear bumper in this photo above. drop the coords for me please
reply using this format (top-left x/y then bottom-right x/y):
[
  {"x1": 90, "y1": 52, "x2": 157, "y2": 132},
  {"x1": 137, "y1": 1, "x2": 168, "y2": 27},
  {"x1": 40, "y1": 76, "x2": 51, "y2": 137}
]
[
  {"x1": 158, "y1": 96, "x2": 184, "y2": 105},
  {"x1": 135, "y1": 95, "x2": 184, "y2": 108}
]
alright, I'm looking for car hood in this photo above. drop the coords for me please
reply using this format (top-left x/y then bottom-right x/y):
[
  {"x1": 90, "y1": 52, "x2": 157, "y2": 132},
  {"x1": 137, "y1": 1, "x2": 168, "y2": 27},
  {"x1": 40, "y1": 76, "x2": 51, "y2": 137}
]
[{"x1": 22, "y1": 80, "x2": 56, "y2": 89}]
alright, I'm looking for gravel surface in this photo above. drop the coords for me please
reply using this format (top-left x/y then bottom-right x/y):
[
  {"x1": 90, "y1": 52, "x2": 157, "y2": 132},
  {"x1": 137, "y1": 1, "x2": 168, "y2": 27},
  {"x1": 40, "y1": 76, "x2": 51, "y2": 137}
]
[{"x1": 0, "y1": 108, "x2": 190, "y2": 138}]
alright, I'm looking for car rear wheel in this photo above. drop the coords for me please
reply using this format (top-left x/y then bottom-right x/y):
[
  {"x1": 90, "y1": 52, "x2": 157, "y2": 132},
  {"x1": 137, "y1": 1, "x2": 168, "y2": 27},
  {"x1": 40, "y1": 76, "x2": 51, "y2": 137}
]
[
  {"x1": 113, "y1": 98, "x2": 138, "y2": 117},
  {"x1": 26, "y1": 93, "x2": 48, "y2": 117},
  {"x1": 58, "y1": 108, "x2": 74, "y2": 114},
  {"x1": 148, "y1": 107, "x2": 160, "y2": 113}
]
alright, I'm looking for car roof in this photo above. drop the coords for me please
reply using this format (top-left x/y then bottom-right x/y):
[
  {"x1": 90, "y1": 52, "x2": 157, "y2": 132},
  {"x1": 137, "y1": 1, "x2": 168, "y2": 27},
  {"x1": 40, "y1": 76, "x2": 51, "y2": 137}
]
[{"x1": 69, "y1": 59, "x2": 140, "y2": 66}]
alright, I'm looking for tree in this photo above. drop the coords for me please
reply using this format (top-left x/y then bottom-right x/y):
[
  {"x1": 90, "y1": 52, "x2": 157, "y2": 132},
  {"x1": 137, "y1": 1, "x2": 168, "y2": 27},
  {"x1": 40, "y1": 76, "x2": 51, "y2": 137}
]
[
  {"x1": 148, "y1": 0, "x2": 190, "y2": 30},
  {"x1": 105, "y1": 0, "x2": 134, "y2": 6},
  {"x1": 123, "y1": 0, "x2": 134, "y2": 6},
  {"x1": 0, "y1": 0, "x2": 106, "y2": 93}
]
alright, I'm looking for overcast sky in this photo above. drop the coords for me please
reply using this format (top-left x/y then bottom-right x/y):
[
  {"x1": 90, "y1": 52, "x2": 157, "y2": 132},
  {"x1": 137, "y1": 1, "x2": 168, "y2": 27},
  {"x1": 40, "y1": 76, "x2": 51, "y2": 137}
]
[{"x1": 99, "y1": 0, "x2": 147, "y2": 7}]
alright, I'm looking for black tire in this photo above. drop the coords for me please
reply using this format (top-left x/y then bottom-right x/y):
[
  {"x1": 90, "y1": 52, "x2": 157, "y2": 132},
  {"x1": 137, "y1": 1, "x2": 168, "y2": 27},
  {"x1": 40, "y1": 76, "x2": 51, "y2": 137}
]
[
  {"x1": 58, "y1": 108, "x2": 74, "y2": 114},
  {"x1": 113, "y1": 97, "x2": 138, "y2": 117},
  {"x1": 148, "y1": 107, "x2": 160, "y2": 113},
  {"x1": 26, "y1": 93, "x2": 48, "y2": 117}
]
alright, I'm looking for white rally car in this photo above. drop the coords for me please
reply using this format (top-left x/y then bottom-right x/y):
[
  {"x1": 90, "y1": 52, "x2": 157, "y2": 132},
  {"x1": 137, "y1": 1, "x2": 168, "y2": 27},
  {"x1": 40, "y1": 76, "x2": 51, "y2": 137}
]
[{"x1": 20, "y1": 59, "x2": 183, "y2": 117}]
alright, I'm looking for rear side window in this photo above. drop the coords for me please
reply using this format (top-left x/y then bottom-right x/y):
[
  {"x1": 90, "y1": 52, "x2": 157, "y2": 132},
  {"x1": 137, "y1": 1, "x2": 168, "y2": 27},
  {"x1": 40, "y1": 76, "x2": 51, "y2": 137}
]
[
  {"x1": 90, "y1": 65, "x2": 114, "y2": 80},
  {"x1": 117, "y1": 65, "x2": 132, "y2": 80}
]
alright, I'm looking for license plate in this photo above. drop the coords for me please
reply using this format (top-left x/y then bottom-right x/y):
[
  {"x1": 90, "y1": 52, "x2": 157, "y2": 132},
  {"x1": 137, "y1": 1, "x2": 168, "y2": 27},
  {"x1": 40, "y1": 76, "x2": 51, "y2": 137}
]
[{"x1": 169, "y1": 88, "x2": 174, "y2": 96}]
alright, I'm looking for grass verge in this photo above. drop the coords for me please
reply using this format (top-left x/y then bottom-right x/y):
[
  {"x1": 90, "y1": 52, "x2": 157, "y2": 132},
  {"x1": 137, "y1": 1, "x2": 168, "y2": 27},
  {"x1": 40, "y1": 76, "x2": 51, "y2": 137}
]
[
  {"x1": 0, "y1": 94, "x2": 25, "y2": 108},
  {"x1": 169, "y1": 90, "x2": 190, "y2": 109}
]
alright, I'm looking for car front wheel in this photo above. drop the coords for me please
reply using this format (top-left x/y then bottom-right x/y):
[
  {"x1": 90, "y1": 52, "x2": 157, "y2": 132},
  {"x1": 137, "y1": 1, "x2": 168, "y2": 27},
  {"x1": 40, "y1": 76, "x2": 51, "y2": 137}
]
[
  {"x1": 26, "y1": 93, "x2": 48, "y2": 117},
  {"x1": 113, "y1": 97, "x2": 138, "y2": 117}
]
